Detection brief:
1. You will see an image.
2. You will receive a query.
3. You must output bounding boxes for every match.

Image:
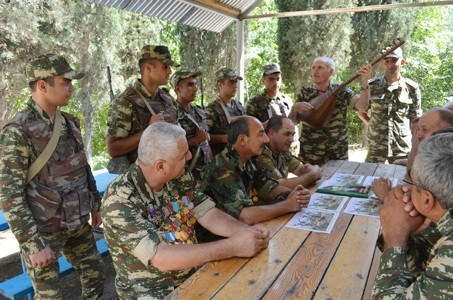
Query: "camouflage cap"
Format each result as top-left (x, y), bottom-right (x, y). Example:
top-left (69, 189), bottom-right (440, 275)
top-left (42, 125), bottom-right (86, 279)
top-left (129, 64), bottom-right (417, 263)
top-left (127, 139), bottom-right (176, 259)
top-left (170, 69), bottom-right (203, 90)
top-left (386, 47), bottom-right (403, 59)
top-left (263, 63), bottom-right (281, 75)
top-left (140, 45), bottom-right (179, 66)
top-left (26, 54), bottom-right (84, 82)
top-left (215, 67), bottom-right (243, 82)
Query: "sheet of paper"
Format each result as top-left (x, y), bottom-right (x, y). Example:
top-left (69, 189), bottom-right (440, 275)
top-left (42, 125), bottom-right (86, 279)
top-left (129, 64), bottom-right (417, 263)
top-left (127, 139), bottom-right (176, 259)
top-left (308, 193), bottom-right (348, 212)
top-left (343, 197), bottom-right (382, 218)
top-left (286, 209), bottom-right (340, 234)
top-left (318, 173), bottom-right (365, 189)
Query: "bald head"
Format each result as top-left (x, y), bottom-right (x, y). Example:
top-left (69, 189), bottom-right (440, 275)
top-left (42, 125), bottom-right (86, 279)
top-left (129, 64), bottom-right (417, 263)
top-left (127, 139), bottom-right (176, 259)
top-left (444, 101), bottom-right (453, 112)
top-left (417, 108), bottom-right (453, 141)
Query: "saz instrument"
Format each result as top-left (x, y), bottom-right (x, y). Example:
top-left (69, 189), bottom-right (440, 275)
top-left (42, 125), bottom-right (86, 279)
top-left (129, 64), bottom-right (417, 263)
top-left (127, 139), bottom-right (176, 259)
top-left (298, 38), bottom-right (405, 129)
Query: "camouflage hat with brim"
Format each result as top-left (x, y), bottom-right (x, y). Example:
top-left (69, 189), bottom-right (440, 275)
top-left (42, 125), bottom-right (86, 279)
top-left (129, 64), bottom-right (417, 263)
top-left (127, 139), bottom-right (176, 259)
top-left (215, 67), bottom-right (243, 82)
top-left (140, 45), bottom-right (179, 66)
top-left (26, 54), bottom-right (84, 82)
top-left (263, 63), bottom-right (281, 75)
top-left (170, 69), bottom-right (203, 90)
top-left (386, 47), bottom-right (403, 59)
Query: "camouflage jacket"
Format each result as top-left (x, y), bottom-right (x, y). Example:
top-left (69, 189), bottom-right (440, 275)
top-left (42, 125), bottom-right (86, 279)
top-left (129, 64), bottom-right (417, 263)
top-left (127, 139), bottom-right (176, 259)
top-left (296, 83), bottom-right (357, 165)
top-left (205, 97), bottom-right (245, 156)
top-left (202, 145), bottom-right (278, 218)
top-left (367, 76), bottom-right (422, 158)
top-left (107, 80), bottom-right (177, 166)
top-left (253, 145), bottom-right (301, 199)
top-left (372, 209), bottom-right (453, 299)
top-left (101, 163), bottom-right (215, 299)
top-left (177, 103), bottom-right (212, 181)
top-left (246, 89), bottom-right (292, 122)
top-left (0, 100), bottom-right (100, 254)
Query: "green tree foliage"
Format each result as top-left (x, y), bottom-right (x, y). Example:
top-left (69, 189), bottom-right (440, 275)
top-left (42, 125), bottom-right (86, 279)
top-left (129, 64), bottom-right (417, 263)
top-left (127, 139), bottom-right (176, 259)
top-left (176, 24), bottom-right (237, 105)
top-left (275, 0), bottom-right (354, 94)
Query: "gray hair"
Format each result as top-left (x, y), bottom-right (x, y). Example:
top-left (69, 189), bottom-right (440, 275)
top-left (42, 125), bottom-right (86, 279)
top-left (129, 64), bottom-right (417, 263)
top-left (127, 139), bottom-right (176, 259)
top-left (412, 132), bottom-right (453, 209)
top-left (313, 56), bottom-right (335, 70)
top-left (137, 122), bottom-right (186, 166)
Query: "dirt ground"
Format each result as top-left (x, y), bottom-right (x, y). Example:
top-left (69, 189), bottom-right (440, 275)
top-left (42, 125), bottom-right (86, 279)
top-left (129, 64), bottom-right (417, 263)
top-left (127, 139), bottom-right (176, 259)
top-left (0, 145), bottom-right (367, 300)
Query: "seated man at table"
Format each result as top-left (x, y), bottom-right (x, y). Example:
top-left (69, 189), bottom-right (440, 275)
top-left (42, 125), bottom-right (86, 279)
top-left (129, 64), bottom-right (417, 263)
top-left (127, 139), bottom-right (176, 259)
top-left (372, 132), bottom-right (453, 299)
top-left (253, 115), bottom-right (322, 200)
top-left (203, 115), bottom-right (310, 226)
top-left (101, 122), bottom-right (270, 299)
top-left (372, 108), bottom-right (453, 200)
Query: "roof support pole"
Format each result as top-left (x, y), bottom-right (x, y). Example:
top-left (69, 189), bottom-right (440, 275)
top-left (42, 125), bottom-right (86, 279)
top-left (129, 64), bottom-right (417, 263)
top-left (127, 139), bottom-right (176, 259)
top-left (236, 19), bottom-right (245, 104)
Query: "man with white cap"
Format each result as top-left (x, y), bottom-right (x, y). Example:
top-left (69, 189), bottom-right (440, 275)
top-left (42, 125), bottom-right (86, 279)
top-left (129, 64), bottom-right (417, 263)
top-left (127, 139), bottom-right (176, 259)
top-left (359, 48), bottom-right (422, 163)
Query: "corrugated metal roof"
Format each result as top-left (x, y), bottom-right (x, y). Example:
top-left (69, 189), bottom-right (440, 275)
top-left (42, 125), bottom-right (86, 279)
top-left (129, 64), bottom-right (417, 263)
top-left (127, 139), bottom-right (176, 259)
top-left (88, 0), bottom-right (262, 32)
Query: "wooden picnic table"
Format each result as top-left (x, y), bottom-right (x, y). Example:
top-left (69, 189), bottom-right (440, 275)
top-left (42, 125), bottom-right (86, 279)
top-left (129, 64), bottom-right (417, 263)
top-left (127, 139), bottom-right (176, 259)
top-left (165, 160), bottom-right (406, 300)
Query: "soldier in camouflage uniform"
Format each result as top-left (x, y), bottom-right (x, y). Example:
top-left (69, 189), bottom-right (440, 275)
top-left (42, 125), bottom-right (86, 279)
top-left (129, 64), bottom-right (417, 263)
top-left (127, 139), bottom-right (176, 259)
top-left (107, 45), bottom-right (179, 174)
top-left (289, 57), bottom-right (372, 165)
top-left (0, 54), bottom-right (104, 299)
top-left (253, 116), bottom-right (322, 199)
top-left (203, 116), bottom-right (310, 226)
top-left (372, 133), bottom-right (453, 299)
top-left (205, 67), bottom-right (245, 156)
top-left (101, 122), bottom-right (269, 299)
top-left (170, 69), bottom-right (212, 182)
top-left (358, 48), bottom-right (422, 163)
top-left (246, 63), bottom-right (293, 124)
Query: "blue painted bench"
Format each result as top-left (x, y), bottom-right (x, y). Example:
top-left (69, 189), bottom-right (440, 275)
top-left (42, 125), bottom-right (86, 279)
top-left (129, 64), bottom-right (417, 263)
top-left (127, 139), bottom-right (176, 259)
top-left (0, 169), bottom-right (118, 231)
top-left (0, 238), bottom-right (110, 300)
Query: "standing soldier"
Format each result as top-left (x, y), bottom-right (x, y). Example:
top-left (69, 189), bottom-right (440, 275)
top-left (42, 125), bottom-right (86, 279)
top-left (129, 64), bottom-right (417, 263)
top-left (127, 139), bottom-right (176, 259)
top-left (246, 63), bottom-right (293, 125)
top-left (358, 48), bottom-right (422, 163)
top-left (289, 57), bottom-right (372, 165)
top-left (0, 54), bottom-right (104, 299)
top-left (107, 45), bottom-right (178, 173)
top-left (205, 67), bottom-right (245, 156)
top-left (170, 69), bottom-right (212, 181)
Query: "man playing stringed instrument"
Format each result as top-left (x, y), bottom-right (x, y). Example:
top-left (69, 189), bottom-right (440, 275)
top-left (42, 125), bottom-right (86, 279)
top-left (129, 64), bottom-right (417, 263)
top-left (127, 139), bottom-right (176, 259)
top-left (359, 48), bottom-right (422, 163)
top-left (289, 57), bottom-right (372, 165)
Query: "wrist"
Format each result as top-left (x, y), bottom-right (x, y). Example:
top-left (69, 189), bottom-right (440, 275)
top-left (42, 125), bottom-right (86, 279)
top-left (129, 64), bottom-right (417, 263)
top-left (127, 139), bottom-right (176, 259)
top-left (361, 84), bottom-right (369, 91)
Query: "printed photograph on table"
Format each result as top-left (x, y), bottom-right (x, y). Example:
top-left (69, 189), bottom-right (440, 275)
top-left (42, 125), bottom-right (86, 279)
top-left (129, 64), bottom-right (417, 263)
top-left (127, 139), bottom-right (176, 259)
top-left (362, 176), bottom-right (399, 199)
top-left (343, 197), bottom-right (382, 218)
top-left (286, 209), bottom-right (339, 234)
top-left (307, 193), bottom-right (348, 212)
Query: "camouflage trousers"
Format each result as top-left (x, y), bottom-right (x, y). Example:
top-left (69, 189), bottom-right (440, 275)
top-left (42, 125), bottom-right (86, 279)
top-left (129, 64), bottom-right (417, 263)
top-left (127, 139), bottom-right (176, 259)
top-left (21, 223), bottom-right (105, 300)
top-left (365, 148), bottom-right (408, 164)
top-left (299, 142), bottom-right (348, 165)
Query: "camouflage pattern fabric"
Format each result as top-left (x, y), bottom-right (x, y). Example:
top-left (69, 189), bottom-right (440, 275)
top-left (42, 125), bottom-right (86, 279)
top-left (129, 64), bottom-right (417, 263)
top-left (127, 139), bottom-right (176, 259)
top-left (202, 145), bottom-right (278, 218)
top-left (253, 145), bottom-right (300, 199)
top-left (26, 53), bottom-right (84, 82)
top-left (177, 103), bottom-right (212, 181)
top-left (372, 209), bottom-right (453, 299)
top-left (246, 90), bottom-right (292, 122)
top-left (297, 83), bottom-right (358, 165)
top-left (366, 76), bottom-right (422, 163)
top-left (101, 163), bottom-right (215, 299)
top-left (0, 100), bottom-right (103, 298)
top-left (205, 97), bottom-right (245, 156)
top-left (215, 67), bottom-right (243, 81)
top-left (21, 224), bottom-right (104, 300)
top-left (140, 45), bottom-right (178, 66)
top-left (107, 80), bottom-right (177, 171)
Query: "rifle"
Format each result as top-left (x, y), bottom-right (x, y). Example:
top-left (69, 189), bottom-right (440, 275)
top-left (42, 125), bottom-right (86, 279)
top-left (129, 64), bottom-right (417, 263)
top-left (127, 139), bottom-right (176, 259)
top-left (107, 66), bottom-right (114, 102)
top-left (298, 38), bottom-right (405, 129)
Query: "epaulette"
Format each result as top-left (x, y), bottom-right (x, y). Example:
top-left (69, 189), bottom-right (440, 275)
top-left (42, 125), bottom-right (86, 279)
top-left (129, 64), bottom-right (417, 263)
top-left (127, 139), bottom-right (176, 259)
top-left (403, 78), bottom-right (419, 89)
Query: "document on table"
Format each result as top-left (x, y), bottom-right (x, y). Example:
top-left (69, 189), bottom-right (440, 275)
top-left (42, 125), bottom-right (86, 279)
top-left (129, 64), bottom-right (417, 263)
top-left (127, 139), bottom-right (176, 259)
top-left (343, 197), bottom-right (382, 218)
top-left (362, 176), bottom-right (399, 199)
top-left (286, 208), bottom-right (340, 234)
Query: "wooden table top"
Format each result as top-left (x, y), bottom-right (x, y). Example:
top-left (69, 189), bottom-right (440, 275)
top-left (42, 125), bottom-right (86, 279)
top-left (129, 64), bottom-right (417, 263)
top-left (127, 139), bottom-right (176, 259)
top-left (165, 160), bottom-right (406, 300)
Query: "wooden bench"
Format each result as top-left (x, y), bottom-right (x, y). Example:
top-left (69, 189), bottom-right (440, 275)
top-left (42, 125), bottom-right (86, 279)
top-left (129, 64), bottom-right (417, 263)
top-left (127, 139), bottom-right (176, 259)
top-left (0, 238), bottom-right (110, 300)
top-left (0, 169), bottom-right (118, 232)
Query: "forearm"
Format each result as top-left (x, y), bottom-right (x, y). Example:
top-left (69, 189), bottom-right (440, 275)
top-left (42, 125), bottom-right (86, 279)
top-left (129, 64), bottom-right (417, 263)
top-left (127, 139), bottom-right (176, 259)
top-left (150, 239), bottom-right (235, 271)
top-left (354, 88), bottom-right (370, 111)
top-left (197, 207), bottom-right (249, 237)
top-left (107, 133), bottom-right (142, 157)
top-left (357, 111), bottom-right (370, 125)
top-left (238, 201), bottom-right (293, 225)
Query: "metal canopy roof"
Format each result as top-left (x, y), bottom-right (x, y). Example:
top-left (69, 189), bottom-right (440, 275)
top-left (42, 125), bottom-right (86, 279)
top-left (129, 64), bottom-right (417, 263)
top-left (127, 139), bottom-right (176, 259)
top-left (87, 0), bottom-right (262, 33)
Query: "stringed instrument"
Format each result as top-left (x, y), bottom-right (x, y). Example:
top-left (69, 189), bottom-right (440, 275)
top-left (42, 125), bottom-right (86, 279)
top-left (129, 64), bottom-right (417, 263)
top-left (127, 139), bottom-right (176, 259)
top-left (297, 38), bottom-right (405, 129)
